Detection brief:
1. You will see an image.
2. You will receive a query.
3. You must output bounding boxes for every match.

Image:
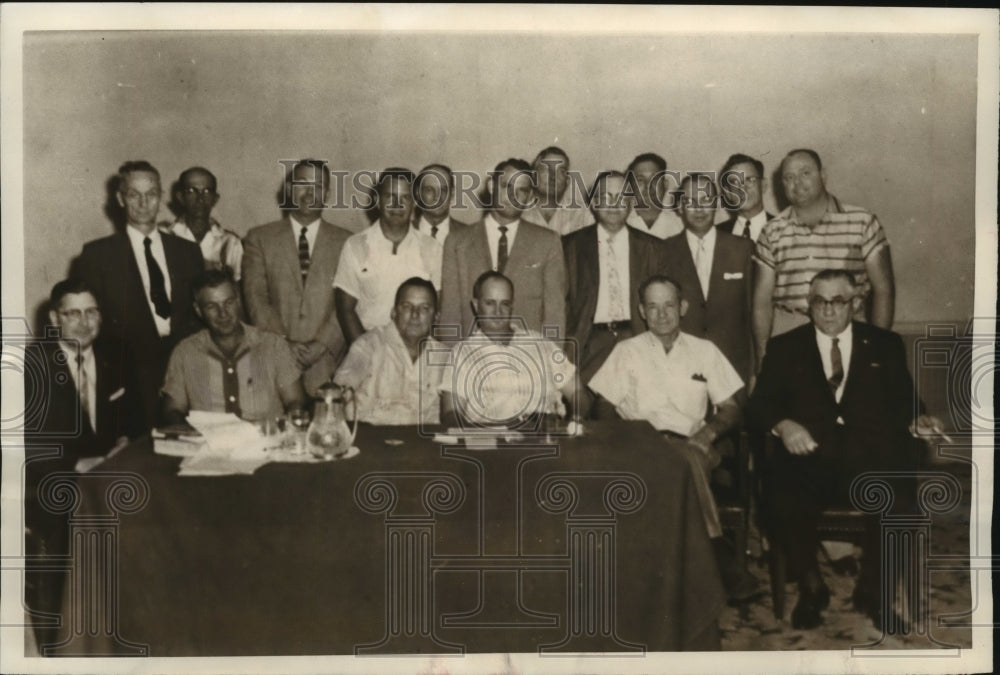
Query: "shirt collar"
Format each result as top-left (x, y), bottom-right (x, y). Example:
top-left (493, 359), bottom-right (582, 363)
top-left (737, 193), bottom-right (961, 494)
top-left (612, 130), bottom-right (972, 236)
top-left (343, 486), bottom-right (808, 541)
top-left (484, 211), bottom-right (519, 233)
top-left (684, 226), bottom-right (716, 249)
top-left (290, 214), bottom-right (321, 231)
top-left (59, 341), bottom-right (94, 365)
top-left (200, 322), bottom-right (256, 361)
top-left (418, 214), bottom-right (450, 232)
top-left (126, 224), bottom-right (162, 245)
top-left (596, 223), bottom-right (628, 242)
top-left (814, 322), bottom-right (853, 347)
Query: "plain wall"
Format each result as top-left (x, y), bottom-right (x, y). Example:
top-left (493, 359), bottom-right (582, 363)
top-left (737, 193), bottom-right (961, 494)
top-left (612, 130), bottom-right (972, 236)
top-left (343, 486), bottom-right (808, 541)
top-left (23, 31), bottom-right (977, 329)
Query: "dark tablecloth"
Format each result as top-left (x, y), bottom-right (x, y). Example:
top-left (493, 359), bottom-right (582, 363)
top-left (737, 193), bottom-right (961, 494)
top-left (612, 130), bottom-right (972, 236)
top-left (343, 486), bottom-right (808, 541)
top-left (52, 421), bottom-right (724, 655)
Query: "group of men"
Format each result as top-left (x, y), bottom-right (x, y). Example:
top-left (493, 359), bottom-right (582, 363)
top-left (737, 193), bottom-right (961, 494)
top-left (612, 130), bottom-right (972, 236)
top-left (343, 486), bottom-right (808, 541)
top-left (25, 145), bottom-right (939, 642)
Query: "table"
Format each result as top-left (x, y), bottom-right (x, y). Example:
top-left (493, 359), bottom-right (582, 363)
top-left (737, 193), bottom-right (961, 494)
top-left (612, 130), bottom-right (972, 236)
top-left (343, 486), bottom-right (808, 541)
top-left (46, 421), bottom-right (724, 655)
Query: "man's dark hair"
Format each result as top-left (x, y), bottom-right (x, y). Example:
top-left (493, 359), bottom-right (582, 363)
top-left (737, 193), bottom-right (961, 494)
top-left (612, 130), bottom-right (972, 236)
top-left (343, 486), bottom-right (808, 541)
top-left (720, 153), bottom-right (764, 179)
top-left (532, 146), bottom-right (570, 166)
top-left (491, 158), bottom-right (533, 182)
top-left (416, 163), bottom-right (454, 188)
top-left (192, 268), bottom-right (237, 300)
top-left (375, 167), bottom-right (416, 195)
top-left (177, 166), bottom-right (218, 194)
top-left (810, 268), bottom-right (857, 289)
top-left (473, 270), bottom-right (514, 300)
top-left (626, 152), bottom-right (667, 173)
top-left (118, 160), bottom-right (160, 187)
top-left (50, 278), bottom-right (97, 310)
top-left (637, 274), bottom-right (683, 304)
top-left (782, 148), bottom-right (823, 171)
top-left (285, 158), bottom-right (331, 191)
top-left (588, 170), bottom-right (628, 206)
top-left (679, 172), bottom-right (719, 198)
top-left (394, 276), bottom-right (438, 309)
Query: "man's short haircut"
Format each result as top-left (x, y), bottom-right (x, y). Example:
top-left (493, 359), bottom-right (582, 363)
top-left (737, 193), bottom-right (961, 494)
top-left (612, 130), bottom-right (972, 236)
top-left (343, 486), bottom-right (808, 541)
top-left (782, 148), bottom-right (823, 171)
top-left (588, 170), bottom-right (627, 204)
top-left (627, 152), bottom-right (667, 173)
top-left (417, 163), bottom-right (454, 188)
top-left (50, 278), bottom-right (97, 309)
top-left (809, 268), bottom-right (857, 290)
top-left (533, 146), bottom-right (570, 166)
top-left (285, 158), bottom-right (332, 190)
top-left (679, 172), bottom-right (719, 198)
top-left (394, 276), bottom-right (438, 309)
top-left (638, 274), bottom-right (683, 305)
top-left (192, 268), bottom-right (237, 300)
top-left (473, 270), bottom-right (514, 300)
top-left (720, 153), bottom-right (765, 179)
top-left (118, 160), bottom-right (160, 188)
top-left (178, 166), bottom-right (218, 193)
top-left (375, 167), bottom-right (416, 195)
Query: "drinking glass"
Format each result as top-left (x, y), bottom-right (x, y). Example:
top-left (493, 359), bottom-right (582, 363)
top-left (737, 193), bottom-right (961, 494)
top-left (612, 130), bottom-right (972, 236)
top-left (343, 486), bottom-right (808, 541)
top-left (288, 408), bottom-right (311, 455)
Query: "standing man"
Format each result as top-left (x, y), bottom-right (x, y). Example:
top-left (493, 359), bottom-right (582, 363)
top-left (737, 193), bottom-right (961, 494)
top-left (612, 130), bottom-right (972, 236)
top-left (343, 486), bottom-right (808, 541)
top-left (716, 153), bottom-right (774, 242)
top-left (242, 159), bottom-right (351, 394)
top-left (334, 168), bottom-right (441, 344)
top-left (440, 158), bottom-right (566, 341)
top-left (752, 149), bottom-right (895, 368)
top-left (413, 163), bottom-right (470, 243)
top-left (74, 160), bottom-right (203, 427)
top-left (624, 152), bottom-right (684, 240)
top-left (160, 166), bottom-right (244, 280)
top-left (748, 270), bottom-right (939, 630)
top-left (523, 146), bottom-right (592, 236)
top-left (662, 174), bottom-right (755, 383)
top-left (563, 170), bottom-right (666, 388)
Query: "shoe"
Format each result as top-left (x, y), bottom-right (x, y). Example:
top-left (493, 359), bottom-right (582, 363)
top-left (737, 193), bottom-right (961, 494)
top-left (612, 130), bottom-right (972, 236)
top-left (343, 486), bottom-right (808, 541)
top-left (830, 555), bottom-right (860, 577)
top-left (791, 584), bottom-right (830, 630)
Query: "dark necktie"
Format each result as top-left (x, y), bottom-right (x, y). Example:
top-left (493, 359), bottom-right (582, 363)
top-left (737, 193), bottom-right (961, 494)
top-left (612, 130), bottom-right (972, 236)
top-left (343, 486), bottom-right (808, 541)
top-left (76, 354), bottom-right (94, 431)
top-left (742, 220), bottom-right (753, 239)
top-left (143, 237), bottom-right (171, 319)
top-left (431, 224), bottom-right (439, 239)
top-left (829, 337), bottom-right (844, 394)
top-left (497, 225), bottom-right (509, 273)
top-left (298, 226), bottom-right (310, 279)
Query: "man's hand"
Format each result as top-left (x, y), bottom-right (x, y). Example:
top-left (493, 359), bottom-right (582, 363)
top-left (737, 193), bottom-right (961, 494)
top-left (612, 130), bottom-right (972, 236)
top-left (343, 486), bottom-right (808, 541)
top-left (292, 340), bottom-right (327, 369)
top-left (910, 414), bottom-right (950, 441)
top-left (774, 419), bottom-right (819, 455)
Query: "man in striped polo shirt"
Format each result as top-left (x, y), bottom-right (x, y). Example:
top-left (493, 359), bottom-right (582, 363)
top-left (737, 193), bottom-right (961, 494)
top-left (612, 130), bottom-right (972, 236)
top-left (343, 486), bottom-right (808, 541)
top-left (751, 149), bottom-right (895, 371)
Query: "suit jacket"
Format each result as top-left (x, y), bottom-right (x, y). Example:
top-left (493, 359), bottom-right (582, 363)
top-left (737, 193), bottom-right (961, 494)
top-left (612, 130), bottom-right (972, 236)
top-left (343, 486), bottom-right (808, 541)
top-left (242, 217), bottom-right (350, 392)
top-left (439, 218), bottom-right (566, 340)
top-left (74, 231), bottom-right (204, 427)
top-left (661, 231), bottom-right (754, 382)
top-left (747, 321), bottom-right (919, 470)
top-left (716, 212), bottom-right (774, 236)
top-left (563, 225), bottom-right (666, 353)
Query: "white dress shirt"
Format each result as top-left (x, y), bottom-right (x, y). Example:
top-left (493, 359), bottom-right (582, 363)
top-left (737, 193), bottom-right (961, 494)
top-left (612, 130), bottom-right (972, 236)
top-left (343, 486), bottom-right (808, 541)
top-left (815, 324), bottom-right (853, 403)
top-left (626, 208), bottom-right (684, 240)
top-left (731, 209), bottom-right (769, 242)
top-left (685, 226), bottom-right (717, 300)
top-left (125, 225), bottom-right (172, 337)
top-left (60, 342), bottom-right (96, 431)
top-left (417, 215), bottom-right (453, 242)
top-left (483, 213), bottom-right (520, 271)
top-left (593, 225), bottom-right (631, 323)
top-left (289, 214), bottom-right (320, 255)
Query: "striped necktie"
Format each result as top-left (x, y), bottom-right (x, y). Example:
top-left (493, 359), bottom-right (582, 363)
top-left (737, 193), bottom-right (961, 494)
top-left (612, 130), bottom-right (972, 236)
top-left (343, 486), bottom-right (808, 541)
top-left (829, 337), bottom-right (844, 394)
top-left (497, 225), bottom-right (509, 273)
top-left (298, 226), bottom-right (310, 279)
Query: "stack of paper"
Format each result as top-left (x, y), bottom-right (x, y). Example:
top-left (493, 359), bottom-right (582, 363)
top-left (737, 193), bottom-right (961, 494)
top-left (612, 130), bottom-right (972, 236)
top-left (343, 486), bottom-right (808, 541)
top-left (174, 411), bottom-right (271, 476)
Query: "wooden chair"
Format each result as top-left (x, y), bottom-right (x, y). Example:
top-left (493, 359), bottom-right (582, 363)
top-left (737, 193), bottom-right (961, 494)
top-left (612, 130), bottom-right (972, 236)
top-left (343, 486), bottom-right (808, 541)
top-left (712, 431), bottom-right (755, 587)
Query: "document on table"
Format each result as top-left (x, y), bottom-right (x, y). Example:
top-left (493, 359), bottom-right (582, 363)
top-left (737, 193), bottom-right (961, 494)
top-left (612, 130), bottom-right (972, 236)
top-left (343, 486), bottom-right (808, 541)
top-left (174, 411), bottom-right (272, 476)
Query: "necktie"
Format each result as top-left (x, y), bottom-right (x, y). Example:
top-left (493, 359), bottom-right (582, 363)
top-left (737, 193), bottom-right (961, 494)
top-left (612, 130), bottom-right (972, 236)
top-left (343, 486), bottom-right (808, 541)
top-left (76, 354), bottom-right (94, 432)
top-left (431, 224), bottom-right (439, 239)
top-left (144, 237), bottom-right (171, 319)
top-left (606, 236), bottom-right (626, 320)
top-left (298, 226), bottom-right (310, 279)
top-left (829, 337), bottom-right (844, 394)
top-left (497, 225), bottom-right (509, 273)
top-left (741, 220), bottom-right (753, 239)
top-left (694, 238), bottom-right (710, 299)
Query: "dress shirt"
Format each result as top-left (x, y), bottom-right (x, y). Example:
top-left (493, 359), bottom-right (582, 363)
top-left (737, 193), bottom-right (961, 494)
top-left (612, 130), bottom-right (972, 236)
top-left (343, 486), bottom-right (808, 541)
top-left (483, 213), bottom-right (520, 271)
top-left (125, 225), bottom-right (172, 337)
top-left (522, 191), bottom-right (594, 236)
top-left (333, 221), bottom-right (442, 331)
top-left (626, 208), bottom-right (684, 240)
top-left (289, 215), bottom-right (320, 256)
top-left (685, 226), bottom-right (717, 300)
top-left (731, 210), bottom-right (769, 242)
top-left (417, 215), bottom-right (453, 242)
top-left (162, 218), bottom-right (244, 281)
top-left (59, 342), bottom-right (96, 431)
top-left (815, 324), bottom-right (853, 403)
top-left (593, 224), bottom-right (632, 323)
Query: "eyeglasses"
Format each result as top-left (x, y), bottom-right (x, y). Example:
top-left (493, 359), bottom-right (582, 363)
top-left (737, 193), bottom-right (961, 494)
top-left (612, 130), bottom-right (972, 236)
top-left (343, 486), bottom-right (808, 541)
top-left (183, 187), bottom-right (215, 198)
top-left (58, 308), bottom-right (101, 322)
top-left (808, 296), bottom-right (852, 310)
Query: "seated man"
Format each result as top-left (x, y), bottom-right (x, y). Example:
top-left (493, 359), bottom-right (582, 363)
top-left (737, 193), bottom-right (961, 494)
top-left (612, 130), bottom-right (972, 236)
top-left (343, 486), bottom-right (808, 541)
top-left (588, 275), bottom-right (758, 602)
top-left (440, 271), bottom-right (586, 429)
top-left (748, 269), bottom-right (941, 630)
top-left (333, 277), bottom-right (445, 425)
top-left (162, 269), bottom-right (305, 425)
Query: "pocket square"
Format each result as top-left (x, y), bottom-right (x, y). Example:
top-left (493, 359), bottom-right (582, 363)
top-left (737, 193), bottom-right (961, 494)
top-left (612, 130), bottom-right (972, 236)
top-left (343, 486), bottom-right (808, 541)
top-left (526, 262), bottom-right (541, 268)
top-left (109, 387), bottom-right (125, 402)
top-left (723, 272), bottom-right (744, 280)
top-left (870, 362), bottom-right (882, 368)
top-left (691, 373), bottom-right (707, 382)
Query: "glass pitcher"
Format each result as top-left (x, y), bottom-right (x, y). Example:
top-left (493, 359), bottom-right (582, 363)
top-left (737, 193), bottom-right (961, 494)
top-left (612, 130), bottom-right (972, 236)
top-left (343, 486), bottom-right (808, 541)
top-left (306, 383), bottom-right (359, 459)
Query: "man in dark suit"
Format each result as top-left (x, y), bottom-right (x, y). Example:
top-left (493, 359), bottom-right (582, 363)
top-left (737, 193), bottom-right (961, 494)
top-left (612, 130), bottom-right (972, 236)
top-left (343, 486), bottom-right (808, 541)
top-left (716, 153), bottom-right (774, 242)
top-left (748, 269), bottom-right (942, 630)
top-left (74, 160), bottom-right (203, 428)
top-left (439, 158), bottom-right (566, 341)
top-left (242, 159), bottom-right (351, 394)
top-left (24, 278), bottom-right (146, 648)
top-left (413, 163), bottom-right (471, 242)
top-left (564, 170), bottom-right (666, 388)
top-left (662, 174), bottom-right (754, 383)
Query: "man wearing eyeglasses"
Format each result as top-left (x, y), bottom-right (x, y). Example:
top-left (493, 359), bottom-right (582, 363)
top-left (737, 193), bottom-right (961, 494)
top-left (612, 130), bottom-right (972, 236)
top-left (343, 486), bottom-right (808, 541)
top-left (751, 149), bottom-right (895, 370)
top-left (748, 269), bottom-right (941, 631)
top-left (73, 160), bottom-right (205, 428)
top-left (160, 166), bottom-right (244, 281)
top-left (716, 153), bottom-right (774, 242)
